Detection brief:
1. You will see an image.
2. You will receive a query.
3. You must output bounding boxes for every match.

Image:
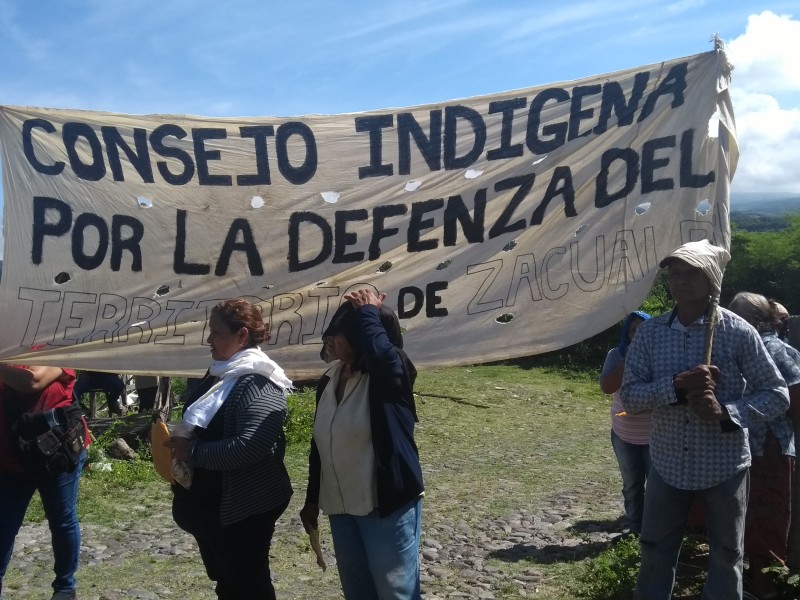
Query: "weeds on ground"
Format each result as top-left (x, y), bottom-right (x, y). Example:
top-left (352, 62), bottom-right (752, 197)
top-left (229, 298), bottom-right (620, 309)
top-left (762, 564), bottom-right (800, 599)
top-left (574, 534), bottom-right (640, 599)
top-left (285, 387), bottom-right (315, 446)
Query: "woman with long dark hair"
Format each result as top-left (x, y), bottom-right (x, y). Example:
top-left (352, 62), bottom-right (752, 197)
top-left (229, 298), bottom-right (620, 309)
top-left (300, 288), bottom-right (424, 600)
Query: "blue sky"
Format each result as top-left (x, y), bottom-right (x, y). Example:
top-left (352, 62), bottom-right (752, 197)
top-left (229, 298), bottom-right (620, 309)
top-left (1, 0), bottom-right (799, 256)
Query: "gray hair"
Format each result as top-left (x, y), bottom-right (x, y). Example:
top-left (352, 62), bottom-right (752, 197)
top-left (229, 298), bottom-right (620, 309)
top-left (728, 292), bottom-right (775, 333)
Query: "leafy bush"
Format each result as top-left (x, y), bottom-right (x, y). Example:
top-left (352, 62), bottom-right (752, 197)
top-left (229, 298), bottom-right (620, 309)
top-left (640, 271), bottom-right (672, 316)
top-left (91, 418), bottom-right (125, 448)
top-left (574, 535), bottom-right (640, 599)
top-left (170, 377), bottom-right (188, 399)
top-left (285, 387), bottom-right (316, 446)
top-left (724, 216), bottom-right (800, 313)
top-left (762, 564), bottom-right (800, 599)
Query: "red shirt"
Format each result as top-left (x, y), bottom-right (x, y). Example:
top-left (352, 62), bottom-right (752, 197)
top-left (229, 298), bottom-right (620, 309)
top-left (0, 367), bottom-right (84, 474)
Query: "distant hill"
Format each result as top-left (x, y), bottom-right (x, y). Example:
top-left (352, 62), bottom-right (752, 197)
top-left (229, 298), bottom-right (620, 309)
top-left (728, 194), bottom-right (800, 232)
top-left (730, 193), bottom-right (800, 216)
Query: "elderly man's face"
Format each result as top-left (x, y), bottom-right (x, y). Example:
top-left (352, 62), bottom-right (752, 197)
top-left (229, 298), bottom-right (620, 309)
top-left (667, 261), bottom-right (712, 306)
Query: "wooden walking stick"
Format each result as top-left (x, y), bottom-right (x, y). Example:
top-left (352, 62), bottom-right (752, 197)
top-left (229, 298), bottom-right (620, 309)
top-left (704, 295), bottom-right (720, 365)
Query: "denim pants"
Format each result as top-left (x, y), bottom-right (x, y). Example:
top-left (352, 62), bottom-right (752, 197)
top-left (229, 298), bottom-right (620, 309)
top-left (635, 465), bottom-right (748, 600)
top-left (610, 430), bottom-right (650, 534)
top-left (328, 497), bottom-right (422, 600)
top-left (0, 450), bottom-right (86, 595)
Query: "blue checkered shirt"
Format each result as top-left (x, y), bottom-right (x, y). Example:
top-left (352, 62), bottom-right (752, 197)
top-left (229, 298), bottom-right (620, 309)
top-left (747, 332), bottom-right (800, 457)
top-left (621, 307), bottom-right (789, 490)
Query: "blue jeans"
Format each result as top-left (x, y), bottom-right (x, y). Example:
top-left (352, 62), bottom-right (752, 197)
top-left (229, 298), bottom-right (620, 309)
top-left (328, 497), bottom-right (422, 600)
top-left (610, 430), bottom-right (650, 534)
top-left (0, 450), bottom-right (86, 595)
top-left (635, 465), bottom-right (748, 600)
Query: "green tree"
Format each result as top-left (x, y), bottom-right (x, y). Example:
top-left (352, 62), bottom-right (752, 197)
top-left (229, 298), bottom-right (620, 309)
top-left (723, 216), bottom-right (800, 313)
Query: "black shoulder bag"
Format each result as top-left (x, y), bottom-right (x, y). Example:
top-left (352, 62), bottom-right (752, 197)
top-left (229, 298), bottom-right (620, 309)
top-left (4, 387), bottom-right (86, 477)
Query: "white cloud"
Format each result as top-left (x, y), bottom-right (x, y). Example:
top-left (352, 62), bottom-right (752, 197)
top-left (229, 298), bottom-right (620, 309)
top-left (727, 11), bottom-right (800, 93)
top-left (731, 92), bottom-right (800, 193)
top-left (726, 11), bottom-right (800, 194)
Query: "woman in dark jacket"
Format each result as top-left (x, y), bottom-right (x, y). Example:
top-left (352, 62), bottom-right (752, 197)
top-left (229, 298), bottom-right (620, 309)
top-left (300, 288), bottom-right (423, 600)
top-left (167, 298), bottom-right (293, 600)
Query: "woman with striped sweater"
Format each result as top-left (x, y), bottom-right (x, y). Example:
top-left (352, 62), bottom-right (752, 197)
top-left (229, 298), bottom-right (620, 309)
top-left (167, 298), bottom-right (293, 600)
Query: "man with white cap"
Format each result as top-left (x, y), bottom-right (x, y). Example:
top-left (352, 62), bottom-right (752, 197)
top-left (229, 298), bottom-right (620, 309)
top-left (622, 239), bottom-right (790, 600)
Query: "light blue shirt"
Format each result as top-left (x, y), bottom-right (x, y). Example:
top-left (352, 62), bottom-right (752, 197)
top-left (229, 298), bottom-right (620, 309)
top-left (747, 332), bottom-right (800, 457)
top-left (622, 307), bottom-right (789, 490)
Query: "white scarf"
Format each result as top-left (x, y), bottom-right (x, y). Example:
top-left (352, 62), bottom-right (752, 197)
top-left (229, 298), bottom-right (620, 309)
top-left (183, 347), bottom-right (293, 429)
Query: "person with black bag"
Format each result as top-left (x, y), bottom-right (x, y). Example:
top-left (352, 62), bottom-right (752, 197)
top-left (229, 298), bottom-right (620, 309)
top-left (0, 364), bottom-right (89, 600)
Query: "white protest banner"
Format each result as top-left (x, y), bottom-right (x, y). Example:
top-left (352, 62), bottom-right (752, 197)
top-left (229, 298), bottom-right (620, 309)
top-left (0, 48), bottom-right (737, 379)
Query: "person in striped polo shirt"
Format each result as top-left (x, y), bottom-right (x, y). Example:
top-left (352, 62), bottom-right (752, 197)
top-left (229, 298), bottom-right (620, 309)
top-left (600, 310), bottom-right (651, 536)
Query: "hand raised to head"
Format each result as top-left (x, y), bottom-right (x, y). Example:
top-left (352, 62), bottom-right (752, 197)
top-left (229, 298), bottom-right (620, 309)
top-left (344, 288), bottom-right (386, 309)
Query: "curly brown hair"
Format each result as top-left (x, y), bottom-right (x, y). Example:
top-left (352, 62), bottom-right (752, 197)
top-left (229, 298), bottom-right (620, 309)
top-left (211, 298), bottom-right (270, 346)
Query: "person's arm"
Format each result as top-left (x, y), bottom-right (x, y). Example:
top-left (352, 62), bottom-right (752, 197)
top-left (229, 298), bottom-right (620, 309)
top-left (767, 341), bottom-right (800, 427)
top-left (723, 329), bottom-right (790, 429)
top-left (300, 376), bottom-right (328, 534)
top-left (300, 435), bottom-right (322, 534)
top-left (188, 376), bottom-right (287, 471)
top-left (0, 365), bottom-right (64, 393)
top-left (599, 349), bottom-right (624, 394)
top-left (621, 327), bottom-right (683, 412)
top-left (345, 290), bottom-right (402, 366)
top-left (344, 289), bottom-right (412, 397)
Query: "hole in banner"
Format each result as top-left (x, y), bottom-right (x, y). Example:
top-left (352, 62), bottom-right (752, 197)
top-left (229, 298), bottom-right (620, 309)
top-left (155, 285), bottom-right (170, 296)
top-left (54, 272), bottom-right (71, 284)
top-left (436, 259), bottom-right (452, 270)
top-left (635, 202), bottom-right (651, 215)
top-left (376, 261), bottom-right (393, 273)
top-left (321, 191), bottom-right (340, 204)
top-left (496, 313), bottom-right (514, 324)
top-left (502, 240), bottom-right (518, 252)
top-left (696, 199), bottom-right (711, 215)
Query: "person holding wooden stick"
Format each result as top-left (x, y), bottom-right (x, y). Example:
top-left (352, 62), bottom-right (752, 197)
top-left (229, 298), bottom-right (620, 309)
top-left (622, 239), bottom-right (789, 600)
